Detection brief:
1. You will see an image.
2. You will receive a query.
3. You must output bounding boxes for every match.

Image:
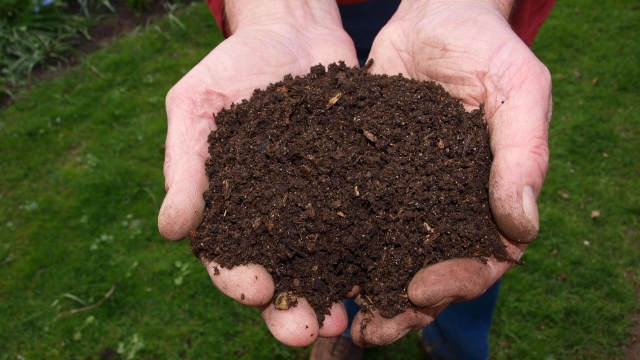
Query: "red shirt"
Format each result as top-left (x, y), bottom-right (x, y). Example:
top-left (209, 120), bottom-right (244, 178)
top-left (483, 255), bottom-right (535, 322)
top-left (206, 0), bottom-right (555, 47)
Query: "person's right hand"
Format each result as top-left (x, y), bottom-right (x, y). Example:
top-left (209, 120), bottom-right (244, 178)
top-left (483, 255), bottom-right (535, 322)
top-left (158, 0), bottom-right (358, 347)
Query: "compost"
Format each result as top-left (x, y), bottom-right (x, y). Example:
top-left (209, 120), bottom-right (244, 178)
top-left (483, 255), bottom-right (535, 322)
top-left (190, 61), bottom-right (509, 324)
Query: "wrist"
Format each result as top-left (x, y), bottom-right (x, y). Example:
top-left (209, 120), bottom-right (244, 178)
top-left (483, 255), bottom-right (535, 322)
top-left (224, 0), bottom-right (345, 35)
top-left (397, 0), bottom-right (515, 22)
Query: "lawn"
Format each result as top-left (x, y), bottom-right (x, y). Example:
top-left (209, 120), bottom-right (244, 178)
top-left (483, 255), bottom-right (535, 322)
top-left (0, 1), bottom-right (638, 359)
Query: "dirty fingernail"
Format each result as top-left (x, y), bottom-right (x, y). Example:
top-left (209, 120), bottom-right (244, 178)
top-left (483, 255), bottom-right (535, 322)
top-left (424, 296), bottom-right (453, 309)
top-left (522, 186), bottom-right (539, 233)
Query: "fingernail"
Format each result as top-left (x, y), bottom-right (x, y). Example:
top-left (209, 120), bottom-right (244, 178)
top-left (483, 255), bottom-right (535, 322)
top-left (425, 296), bottom-right (453, 309)
top-left (522, 186), bottom-right (539, 232)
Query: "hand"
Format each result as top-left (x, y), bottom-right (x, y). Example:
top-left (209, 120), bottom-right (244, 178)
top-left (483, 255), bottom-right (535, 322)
top-left (349, 0), bottom-right (552, 346)
top-left (158, 0), bottom-right (359, 347)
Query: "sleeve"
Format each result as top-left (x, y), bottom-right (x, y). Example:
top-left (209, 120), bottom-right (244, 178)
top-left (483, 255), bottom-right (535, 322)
top-left (509, 0), bottom-right (556, 46)
top-left (206, 0), bottom-right (556, 46)
top-left (206, 0), bottom-right (231, 38)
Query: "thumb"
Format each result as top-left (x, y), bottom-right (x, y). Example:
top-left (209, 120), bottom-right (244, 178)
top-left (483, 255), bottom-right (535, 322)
top-left (486, 55), bottom-right (551, 244)
top-left (158, 154), bottom-right (209, 241)
top-left (158, 86), bottom-right (217, 241)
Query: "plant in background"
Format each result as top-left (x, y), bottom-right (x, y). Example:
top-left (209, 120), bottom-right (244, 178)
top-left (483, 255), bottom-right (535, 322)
top-left (76, 0), bottom-right (117, 19)
top-left (163, 0), bottom-right (185, 29)
top-left (33, 0), bottom-right (55, 13)
top-left (0, 0), bottom-right (90, 97)
top-left (0, 0), bottom-right (191, 99)
top-left (126, 0), bottom-right (151, 15)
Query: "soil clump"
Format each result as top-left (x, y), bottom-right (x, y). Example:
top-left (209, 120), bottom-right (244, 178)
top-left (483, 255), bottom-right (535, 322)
top-left (190, 61), bottom-right (510, 324)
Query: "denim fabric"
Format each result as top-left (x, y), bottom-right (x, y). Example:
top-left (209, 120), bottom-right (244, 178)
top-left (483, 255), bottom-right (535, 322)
top-left (341, 298), bottom-right (362, 338)
top-left (419, 280), bottom-right (501, 360)
top-left (341, 280), bottom-right (501, 360)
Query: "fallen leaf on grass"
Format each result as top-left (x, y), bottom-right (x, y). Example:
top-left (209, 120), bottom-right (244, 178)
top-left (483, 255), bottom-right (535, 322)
top-left (623, 271), bottom-right (636, 280)
top-left (591, 210), bottom-right (601, 219)
top-left (592, 77), bottom-right (600, 85)
top-left (557, 273), bottom-right (568, 281)
top-left (558, 191), bottom-right (569, 199)
top-left (580, 197), bottom-right (594, 209)
top-left (573, 68), bottom-right (582, 79)
top-left (603, 152), bottom-right (609, 157)
top-left (550, 249), bottom-right (558, 256)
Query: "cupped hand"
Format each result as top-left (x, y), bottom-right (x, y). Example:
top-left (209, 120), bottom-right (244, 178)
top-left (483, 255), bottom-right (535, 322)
top-left (350, 0), bottom-right (551, 346)
top-left (158, 0), bottom-right (358, 347)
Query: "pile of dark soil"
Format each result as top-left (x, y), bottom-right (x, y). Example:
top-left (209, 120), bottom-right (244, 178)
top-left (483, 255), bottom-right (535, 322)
top-left (190, 61), bottom-right (510, 324)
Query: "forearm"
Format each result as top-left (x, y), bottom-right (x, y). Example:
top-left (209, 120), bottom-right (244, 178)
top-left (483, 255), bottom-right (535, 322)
top-left (224, 0), bottom-right (345, 34)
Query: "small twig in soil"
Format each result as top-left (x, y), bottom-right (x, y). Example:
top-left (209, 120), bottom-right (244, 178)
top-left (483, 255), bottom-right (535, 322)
top-left (425, 232), bottom-right (442, 243)
top-left (350, 155), bottom-right (362, 167)
top-left (463, 135), bottom-right (473, 155)
top-left (422, 254), bottom-right (436, 268)
top-left (278, 237), bottom-right (310, 260)
top-left (363, 130), bottom-right (377, 143)
top-left (53, 284), bottom-right (116, 321)
top-left (269, 257), bottom-right (281, 277)
top-left (365, 295), bottom-right (374, 305)
top-left (325, 92), bottom-right (343, 110)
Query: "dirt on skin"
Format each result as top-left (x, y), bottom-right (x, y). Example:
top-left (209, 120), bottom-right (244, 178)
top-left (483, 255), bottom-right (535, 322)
top-left (189, 61), bottom-right (511, 325)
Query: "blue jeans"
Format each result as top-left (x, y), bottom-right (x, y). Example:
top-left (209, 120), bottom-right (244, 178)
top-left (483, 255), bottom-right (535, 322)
top-left (341, 280), bottom-right (501, 360)
top-left (338, 2), bottom-right (500, 358)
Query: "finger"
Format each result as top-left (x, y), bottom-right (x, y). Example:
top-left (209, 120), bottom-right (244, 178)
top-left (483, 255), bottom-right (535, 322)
top-left (349, 306), bottom-right (444, 347)
top-left (486, 48), bottom-right (552, 244)
top-left (158, 154), bottom-right (209, 241)
top-left (345, 285), bottom-right (360, 298)
top-left (317, 301), bottom-right (349, 338)
top-left (408, 241), bottom-right (526, 308)
top-left (205, 261), bottom-right (274, 306)
top-left (260, 297), bottom-right (320, 347)
top-left (158, 83), bottom-right (219, 241)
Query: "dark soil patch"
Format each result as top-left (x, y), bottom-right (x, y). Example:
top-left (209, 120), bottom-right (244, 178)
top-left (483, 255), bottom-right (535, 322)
top-left (33, 1), bottom-right (170, 75)
top-left (74, 0), bottom-right (191, 54)
top-left (190, 61), bottom-right (510, 324)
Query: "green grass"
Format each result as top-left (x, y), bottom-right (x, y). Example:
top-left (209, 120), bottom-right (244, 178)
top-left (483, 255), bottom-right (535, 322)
top-left (491, 0), bottom-right (640, 358)
top-left (0, 0), bottom-right (638, 359)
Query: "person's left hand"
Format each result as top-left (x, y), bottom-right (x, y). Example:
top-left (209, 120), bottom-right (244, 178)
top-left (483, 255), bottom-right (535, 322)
top-left (348, 0), bottom-right (552, 346)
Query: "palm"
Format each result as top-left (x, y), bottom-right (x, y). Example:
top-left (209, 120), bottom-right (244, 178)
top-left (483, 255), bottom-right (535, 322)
top-left (161, 25), bottom-right (357, 239)
top-left (372, 4), bottom-right (536, 111)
